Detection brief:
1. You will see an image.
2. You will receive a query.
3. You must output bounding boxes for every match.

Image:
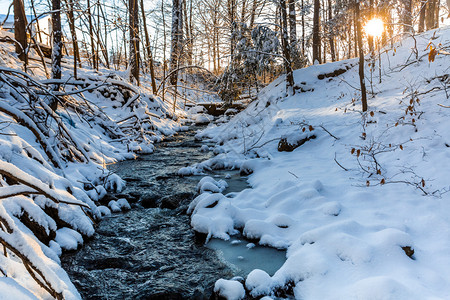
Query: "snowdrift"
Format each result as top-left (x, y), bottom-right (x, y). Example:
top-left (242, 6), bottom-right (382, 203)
top-left (191, 26), bottom-right (450, 299)
top-left (0, 36), bottom-right (183, 299)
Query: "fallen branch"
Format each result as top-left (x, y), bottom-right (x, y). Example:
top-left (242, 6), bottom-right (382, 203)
top-left (319, 125), bottom-right (340, 140)
top-left (0, 160), bottom-right (89, 208)
top-left (334, 153), bottom-right (349, 171)
top-left (0, 102), bottom-right (63, 170)
top-left (438, 104), bottom-right (450, 108)
top-left (0, 236), bottom-right (63, 299)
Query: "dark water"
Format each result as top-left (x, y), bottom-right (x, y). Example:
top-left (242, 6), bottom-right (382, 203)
top-left (61, 128), bottom-right (285, 299)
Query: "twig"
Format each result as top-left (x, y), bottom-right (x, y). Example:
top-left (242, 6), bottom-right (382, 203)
top-left (334, 153), bottom-right (349, 171)
top-left (288, 171), bottom-right (299, 178)
top-left (319, 125), bottom-right (340, 140)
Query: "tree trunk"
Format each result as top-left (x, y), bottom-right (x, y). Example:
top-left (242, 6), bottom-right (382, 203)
top-left (289, 0), bottom-right (302, 69)
top-left (129, 0), bottom-right (140, 85)
top-left (51, 0), bottom-right (62, 84)
top-left (418, 0), bottom-right (426, 33)
top-left (240, 0), bottom-right (247, 23)
top-left (169, 0), bottom-right (183, 86)
top-left (249, 0), bottom-right (258, 29)
top-left (426, 0), bottom-right (438, 30)
top-left (434, 0), bottom-right (440, 28)
top-left (66, 0), bottom-right (81, 78)
top-left (301, 0), bottom-right (305, 55)
top-left (322, 0), bottom-right (326, 63)
top-left (30, 0), bottom-right (42, 44)
top-left (140, 0), bottom-right (157, 93)
top-left (98, 3), bottom-right (110, 68)
top-left (280, 0), bottom-right (295, 94)
top-left (13, 0), bottom-right (28, 63)
top-left (312, 0), bottom-right (321, 64)
top-left (87, 0), bottom-right (97, 69)
top-left (228, 0), bottom-right (237, 57)
top-left (355, 0), bottom-right (367, 112)
top-left (402, 0), bottom-right (412, 33)
top-left (49, 0), bottom-right (62, 111)
top-left (327, 0), bottom-right (336, 61)
top-left (365, 0), bottom-right (373, 51)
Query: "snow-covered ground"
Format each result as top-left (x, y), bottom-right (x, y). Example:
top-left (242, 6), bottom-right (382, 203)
top-left (190, 26), bottom-right (450, 299)
top-left (0, 34), bottom-right (184, 299)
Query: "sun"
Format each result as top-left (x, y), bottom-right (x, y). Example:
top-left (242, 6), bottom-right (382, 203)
top-left (364, 18), bottom-right (384, 38)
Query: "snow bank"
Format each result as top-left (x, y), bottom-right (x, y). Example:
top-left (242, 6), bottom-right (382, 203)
top-left (190, 27), bottom-right (450, 299)
top-left (0, 36), bottom-right (184, 299)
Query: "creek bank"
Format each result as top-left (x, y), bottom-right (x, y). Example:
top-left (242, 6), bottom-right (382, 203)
top-left (61, 126), bottom-right (286, 299)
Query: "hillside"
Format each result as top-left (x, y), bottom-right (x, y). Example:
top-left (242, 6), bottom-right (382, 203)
top-left (0, 35), bottom-right (185, 299)
top-left (189, 26), bottom-right (450, 299)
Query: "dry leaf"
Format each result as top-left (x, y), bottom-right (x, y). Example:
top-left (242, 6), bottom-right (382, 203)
top-left (429, 46), bottom-right (437, 62)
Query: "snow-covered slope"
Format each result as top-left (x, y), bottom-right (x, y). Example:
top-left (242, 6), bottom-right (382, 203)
top-left (0, 36), bottom-right (183, 299)
top-left (190, 27), bottom-right (450, 299)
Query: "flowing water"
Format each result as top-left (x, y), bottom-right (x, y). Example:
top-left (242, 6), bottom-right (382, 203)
top-left (61, 127), bottom-right (286, 299)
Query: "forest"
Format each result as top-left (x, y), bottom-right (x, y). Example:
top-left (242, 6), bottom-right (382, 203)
top-left (0, 0), bottom-right (449, 299)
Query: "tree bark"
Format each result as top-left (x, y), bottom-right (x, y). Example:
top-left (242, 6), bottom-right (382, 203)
top-left (87, 0), bottom-right (97, 69)
top-left (402, 0), bottom-right (412, 33)
top-left (301, 0), bottom-right (305, 55)
top-left (426, 0), bottom-right (438, 30)
top-left (228, 0), bottom-right (237, 57)
top-left (140, 0), bottom-right (157, 92)
top-left (418, 0), bottom-right (426, 33)
top-left (327, 0), bottom-right (336, 61)
top-left (289, 0), bottom-right (303, 68)
top-left (355, 0), bottom-right (367, 112)
top-left (66, 0), bottom-right (81, 78)
top-left (129, 0), bottom-right (140, 85)
top-left (312, 0), bottom-right (321, 64)
top-left (169, 0), bottom-right (183, 86)
top-left (249, 0), bottom-right (258, 29)
top-left (13, 0), bottom-right (28, 63)
top-left (367, 0), bottom-right (374, 51)
top-left (51, 0), bottom-right (62, 86)
top-left (280, 0), bottom-right (295, 94)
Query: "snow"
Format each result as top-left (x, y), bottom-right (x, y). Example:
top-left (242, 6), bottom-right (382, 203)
top-left (0, 34), bottom-right (185, 299)
top-left (55, 228), bottom-right (83, 251)
top-left (189, 26), bottom-right (450, 299)
top-left (108, 200), bottom-right (122, 212)
top-left (0, 277), bottom-right (39, 300)
top-left (197, 176), bottom-right (228, 193)
top-left (214, 279), bottom-right (245, 300)
top-left (117, 198), bottom-right (131, 210)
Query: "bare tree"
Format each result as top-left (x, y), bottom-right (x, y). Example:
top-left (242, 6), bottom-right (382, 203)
top-left (140, 0), bottom-right (157, 92)
top-left (280, 0), bottom-right (295, 93)
top-left (129, 0), bottom-right (140, 85)
top-left (66, 0), bottom-right (81, 78)
top-left (355, 0), bottom-right (367, 112)
top-left (13, 0), bottom-right (27, 63)
top-left (312, 0), bottom-right (321, 64)
top-left (169, 0), bottom-right (183, 86)
top-left (51, 0), bottom-right (62, 86)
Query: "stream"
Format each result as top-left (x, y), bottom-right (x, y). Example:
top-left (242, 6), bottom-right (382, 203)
top-left (61, 127), bottom-right (286, 299)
